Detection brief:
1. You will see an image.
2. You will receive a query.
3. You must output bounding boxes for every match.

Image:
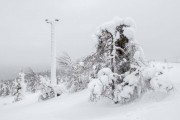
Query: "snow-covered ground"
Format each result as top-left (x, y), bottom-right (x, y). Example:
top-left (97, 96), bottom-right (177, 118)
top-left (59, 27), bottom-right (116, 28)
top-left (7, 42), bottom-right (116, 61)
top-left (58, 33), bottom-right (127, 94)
top-left (0, 62), bottom-right (180, 120)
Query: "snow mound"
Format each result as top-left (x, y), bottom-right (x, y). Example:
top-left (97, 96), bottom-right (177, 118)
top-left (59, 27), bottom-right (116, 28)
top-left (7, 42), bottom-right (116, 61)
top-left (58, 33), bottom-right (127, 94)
top-left (98, 68), bottom-right (112, 78)
top-left (94, 17), bottom-right (136, 40)
top-left (150, 73), bottom-right (173, 92)
top-left (123, 27), bottom-right (135, 40)
top-left (124, 72), bottom-right (139, 86)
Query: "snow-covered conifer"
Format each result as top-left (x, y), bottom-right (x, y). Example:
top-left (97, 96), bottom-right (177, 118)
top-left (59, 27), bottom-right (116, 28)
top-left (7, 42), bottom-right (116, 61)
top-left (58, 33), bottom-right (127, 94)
top-left (13, 72), bottom-right (26, 102)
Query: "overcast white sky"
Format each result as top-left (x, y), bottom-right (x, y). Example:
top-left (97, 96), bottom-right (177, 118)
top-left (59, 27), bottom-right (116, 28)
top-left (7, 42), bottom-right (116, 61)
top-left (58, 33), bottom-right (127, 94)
top-left (0, 0), bottom-right (180, 79)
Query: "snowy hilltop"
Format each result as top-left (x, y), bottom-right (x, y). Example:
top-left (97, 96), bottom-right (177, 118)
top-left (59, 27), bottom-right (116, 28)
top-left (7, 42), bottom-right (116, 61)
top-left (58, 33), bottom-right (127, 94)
top-left (0, 17), bottom-right (178, 120)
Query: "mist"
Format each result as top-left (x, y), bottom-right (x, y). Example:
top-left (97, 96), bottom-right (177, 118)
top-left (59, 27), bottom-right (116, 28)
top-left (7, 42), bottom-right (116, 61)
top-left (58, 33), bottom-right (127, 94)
top-left (0, 0), bottom-right (180, 79)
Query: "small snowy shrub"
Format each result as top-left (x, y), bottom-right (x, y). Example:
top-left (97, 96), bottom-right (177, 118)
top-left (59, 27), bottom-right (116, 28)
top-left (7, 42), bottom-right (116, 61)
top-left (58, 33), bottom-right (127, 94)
top-left (88, 68), bottom-right (115, 102)
top-left (38, 75), bottom-right (64, 101)
top-left (58, 53), bottom-right (91, 93)
top-left (142, 68), bottom-right (173, 92)
top-left (24, 68), bottom-right (41, 93)
top-left (13, 72), bottom-right (26, 102)
top-left (38, 76), bottom-right (55, 101)
top-left (0, 79), bottom-right (15, 97)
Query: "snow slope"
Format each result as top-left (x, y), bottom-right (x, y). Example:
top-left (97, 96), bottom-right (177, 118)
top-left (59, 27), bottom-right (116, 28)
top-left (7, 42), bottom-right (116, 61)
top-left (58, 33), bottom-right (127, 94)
top-left (0, 62), bottom-right (180, 120)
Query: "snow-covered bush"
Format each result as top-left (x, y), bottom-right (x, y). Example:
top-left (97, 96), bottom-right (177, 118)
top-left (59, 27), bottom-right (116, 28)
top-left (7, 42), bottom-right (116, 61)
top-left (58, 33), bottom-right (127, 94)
top-left (24, 68), bottom-right (41, 93)
top-left (88, 17), bottom-right (173, 104)
top-left (141, 67), bottom-right (173, 92)
top-left (38, 75), bottom-right (63, 101)
top-left (88, 67), bottom-right (141, 103)
top-left (13, 72), bottom-right (26, 102)
top-left (0, 80), bottom-right (13, 96)
top-left (38, 76), bottom-right (55, 101)
top-left (57, 53), bottom-right (90, 93)
top-left (88, 68), bottom-right (117, 102)
top-left (89, 66), bottom-right (173, 103)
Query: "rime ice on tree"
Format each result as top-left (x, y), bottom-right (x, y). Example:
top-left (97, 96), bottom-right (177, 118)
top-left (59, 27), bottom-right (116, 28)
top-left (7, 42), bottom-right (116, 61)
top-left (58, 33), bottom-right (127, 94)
top-left (13, 72), bottom-right (26, 102)
top-left (88, 17), bottom-right (173, 104)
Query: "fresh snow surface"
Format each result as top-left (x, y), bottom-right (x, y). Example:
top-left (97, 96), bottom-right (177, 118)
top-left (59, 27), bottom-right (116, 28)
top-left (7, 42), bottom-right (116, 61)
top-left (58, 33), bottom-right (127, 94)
top-left (0, 62), bottom-right (180, 120)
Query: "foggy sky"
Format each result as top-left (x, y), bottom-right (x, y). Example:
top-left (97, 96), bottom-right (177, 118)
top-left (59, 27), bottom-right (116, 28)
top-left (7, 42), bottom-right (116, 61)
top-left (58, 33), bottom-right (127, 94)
top-left (0, 0), bottom-right (180, 79)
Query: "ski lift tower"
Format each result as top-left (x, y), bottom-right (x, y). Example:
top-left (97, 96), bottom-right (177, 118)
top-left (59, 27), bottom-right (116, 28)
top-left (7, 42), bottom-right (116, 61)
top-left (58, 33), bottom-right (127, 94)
top-left (45, 19), bottom-right (59, 86)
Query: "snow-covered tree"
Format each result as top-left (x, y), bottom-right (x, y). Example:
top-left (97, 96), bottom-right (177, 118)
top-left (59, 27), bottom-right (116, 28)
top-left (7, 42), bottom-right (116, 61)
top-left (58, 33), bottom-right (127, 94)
top-left (13, 72), bottom-right (26, 102)
top-left (57, 53), bottom-right (90, 92)
top-left (25, 68), bottom-right (41, 93)
top-left (93, 17), bottom-right (140, 74)
top-left (88, 17), bottom-right (173, 104)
